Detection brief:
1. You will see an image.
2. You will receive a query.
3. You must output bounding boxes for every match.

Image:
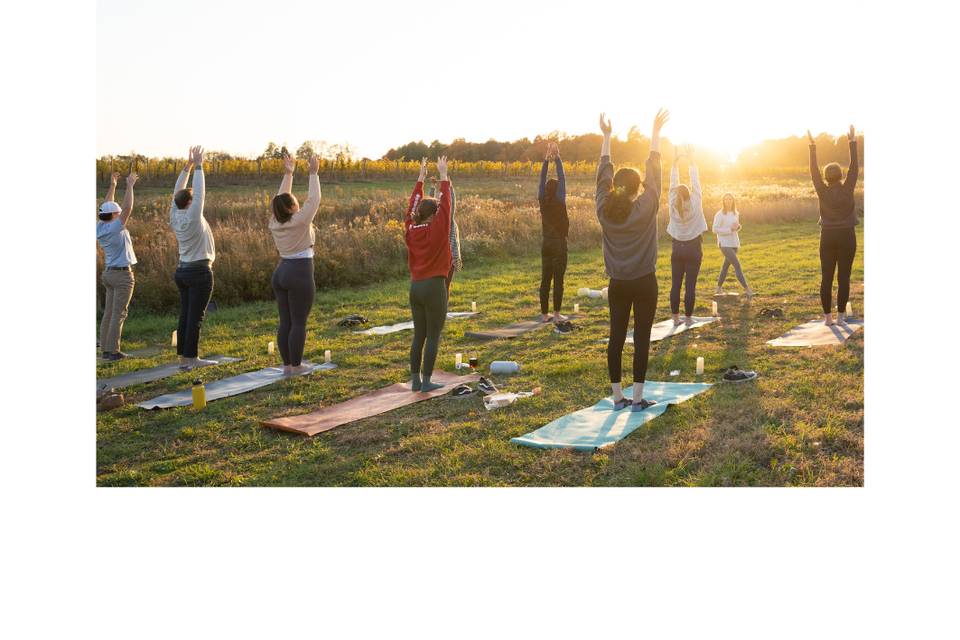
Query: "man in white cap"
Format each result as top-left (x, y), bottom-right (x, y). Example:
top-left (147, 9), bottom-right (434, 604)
top-left (97, 169), bottom-right (139, 360)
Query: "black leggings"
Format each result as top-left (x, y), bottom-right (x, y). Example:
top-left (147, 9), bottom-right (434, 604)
top-left (539, 238), bottom-right (568, 315)
top-left (607, 273), bottom-right (658, 384)
top-left (670, 236), bottom-right (703, 316)
top-left (174, 263), bottom-right (214, 359)
top-left (410, 276), bottom-right (448, 379)
top-left (819, 227), bottom-right (857, 314)
top-left (272, 258), bottom-right (316, 366)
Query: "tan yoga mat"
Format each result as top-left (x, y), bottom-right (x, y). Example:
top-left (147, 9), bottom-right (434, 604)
top-left (261, 370), bottom-right (480, 436)
top-left (466, 315), bottom-right (579, 340)
top-left (766, 318), bottom-right (863, 347)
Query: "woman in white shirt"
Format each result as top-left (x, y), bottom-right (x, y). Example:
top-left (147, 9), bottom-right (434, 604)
top-left (269, 153), bottom-right (322, 375)
top-left (667, 146), bottom-right (708, 326)
top-left (712, 193), bottom-right (753, 297)
top-left (169, 146), bottom-right (217, 370)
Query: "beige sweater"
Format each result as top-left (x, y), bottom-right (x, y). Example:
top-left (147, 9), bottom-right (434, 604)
top-left (269, 173), bottom-right (321, 258)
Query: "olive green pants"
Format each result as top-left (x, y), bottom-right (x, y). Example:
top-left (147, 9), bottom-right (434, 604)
top-left (409, 276), bottom-right (448, 378)
top-left (100, 268), bottom-right (135, 353)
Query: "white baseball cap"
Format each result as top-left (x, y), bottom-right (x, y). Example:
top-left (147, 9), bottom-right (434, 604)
top-left (99, 201), bottom-right (121, 215)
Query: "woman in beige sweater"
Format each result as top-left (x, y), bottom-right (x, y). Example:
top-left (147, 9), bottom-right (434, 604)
top-left (269, 153), bottom-right (321, 374)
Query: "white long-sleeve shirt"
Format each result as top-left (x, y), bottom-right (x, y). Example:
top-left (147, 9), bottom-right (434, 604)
top-left (667, 164), bottom-right (707, 241)
top-left (169, 167), bottom-right (216, 263)
top-left (269, 173), bottom-right (321, 258)
top-left (712, 209), bottom-right (741, 248)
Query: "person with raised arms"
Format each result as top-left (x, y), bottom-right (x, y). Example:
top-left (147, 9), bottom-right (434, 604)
top-left (97, 168), bottom-right (139, 361)
top-left (170, 145), bottom-right (216, 369)
top-left (537, 141), bottom-right (570, 324)
top-left (808, 125), bottom-right (859, 326)
top-left (405, 156), bottom-right (453, 392)
top-left (428, 175), bottom-right (462, 299)
top-left (667, 144), bottom-right (708, 326)
top-left (596, 109), bottom-right (669, 411)
top-left (712, 193), bottom-right (754, 297)
top-left (269, 152), bottom-right (321, 375)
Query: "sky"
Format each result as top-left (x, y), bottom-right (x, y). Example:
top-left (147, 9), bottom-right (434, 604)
top-left (97, 0), bottom-right (868, 160)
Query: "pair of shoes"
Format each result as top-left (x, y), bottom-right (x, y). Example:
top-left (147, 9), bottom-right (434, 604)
top-left (337, 314), bottom-right (369, 327)
top-left (722, 366), bottom-right (758, 383)
top-left (554, 320), bottom-right (576, 334)
top-left (478, 376), bottom-right (499, 395)
top-left (758, 307), bottom-right (783, 318)
top-left (101, 351), bottom-right (130, 361)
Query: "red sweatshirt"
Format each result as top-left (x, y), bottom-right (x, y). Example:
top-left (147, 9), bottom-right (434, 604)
top-left (404, 180), bottom-right (452, 281)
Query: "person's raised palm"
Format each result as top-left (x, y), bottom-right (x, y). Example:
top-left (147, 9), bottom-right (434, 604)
top-left (652, 108), bottom-right (670, 135)
top-left (308, 155), bottom-right (320, 174)
top-left (283, 154), bottom-right (295, 174)
top-left (599, 113), bottom-right (612, 136)
top-left (126, 172), bottom-right (139, 187)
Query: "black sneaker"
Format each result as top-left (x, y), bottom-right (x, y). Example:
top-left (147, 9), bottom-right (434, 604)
top-left (722, 366), bottom-right (757, 383)
top-left (102, 351), bottom-right (130, 361)
top-left (554, 320), bottom-right (576, 334)
top-left (337, 314), bottom-right (369, 327)
top-left (478, 376), bottom-right (499, 395)
top-left (758, 308), bottom-right (783, 319)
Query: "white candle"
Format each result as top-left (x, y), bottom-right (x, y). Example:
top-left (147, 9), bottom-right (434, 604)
top-left (471, 301), bottom-right (477, 312)
top-left (171, 330), bottom-right (177, 347)
top-left (455, 352), bottom-right (463, 368)
top-left (324, 349), bottom-right (332, 363)
top-left (574, 303), bottom-right (580, 313)
top-left (696, 356), bottom-right (705, 375)
top-left (846, 301), bottom-right (853, 315)
top-left (267, 341), bottom-right (274, 355)
top-left (712, 301), bottom-right (718, 316)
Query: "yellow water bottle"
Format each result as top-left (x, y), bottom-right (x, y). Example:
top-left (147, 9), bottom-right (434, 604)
top-left (191, 379), bottom-right (206, 410)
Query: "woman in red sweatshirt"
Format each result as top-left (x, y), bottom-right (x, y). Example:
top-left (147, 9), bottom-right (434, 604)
top-left (405, 156), bottom-right (453, 392)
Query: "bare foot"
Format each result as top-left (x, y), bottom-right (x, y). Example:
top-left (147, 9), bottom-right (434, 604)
top-left (672, 314), bottom-right (682, 327)
top-left (540, 314), bottom-right (551, 323)
top-left (837, 313), bottom-right (848, 325)
top-left (715, 286), bottom-right (723, 295)
top-left (553, 313), bottom-right (568, 322)
top-left (745, 288), bottom-right (754, 299)
top-left (824, 314), bottom-right (835, 326)
top-left (282, 365), bottom-right (293, 375)
top-left (684, 316), bottom-right (695, 327)
top-left (287, 363), bottom-right (314, 376)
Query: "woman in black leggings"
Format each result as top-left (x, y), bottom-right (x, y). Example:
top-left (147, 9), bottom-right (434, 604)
top-left (538, 141), bottom-right (569, 323)
top-left (595, 109), bottom-right (669, 411)
top-left (808, 125), bottom-right (859, 326)
top-left (269, 153), bottom-right (322, 375)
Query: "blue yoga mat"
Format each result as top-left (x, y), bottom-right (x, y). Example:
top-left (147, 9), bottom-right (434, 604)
top-left (511, 381), bottom-right (712, 451)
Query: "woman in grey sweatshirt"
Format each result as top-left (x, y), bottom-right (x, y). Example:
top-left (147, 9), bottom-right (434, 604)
top-left (595, 109), bottom-right (669, 412)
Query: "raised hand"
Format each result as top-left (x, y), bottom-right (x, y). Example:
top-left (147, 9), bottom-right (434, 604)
top-left (551, 141), bottom-right (560, 159)
top-left (652, 108), bottom-right (670, 136)
top-left (192, 146), bottom-right (204, 165)
top-left (684, 144), bottom-right (695, 161)
top-left (599, 113), bottom-right (612, 137)
top-left (807, 130), bottom-right (815, 145)
top-left (283, 153), bottom-right (295, 174)
top-left (308, 155), bottom-right (320, 174)
top-left (126, 171), bottom-right (139, 187)
top-left (848, 124), bottom-right (856, 141)
top-left (110, 171), bottom-right (121, 187)
top-left (418, 157), bottom-right (428, 182)
top-left (437, 155), bottom-right (448, 181)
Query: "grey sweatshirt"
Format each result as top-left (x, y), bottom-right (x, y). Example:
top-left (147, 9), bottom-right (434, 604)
top-left (595, 152), bottom-right (662, 280)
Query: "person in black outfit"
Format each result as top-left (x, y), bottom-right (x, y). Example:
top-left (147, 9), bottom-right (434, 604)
top-left (808, 125), bottom-right (859, 326)
top-left (537, 141), bottom-right (570, 323)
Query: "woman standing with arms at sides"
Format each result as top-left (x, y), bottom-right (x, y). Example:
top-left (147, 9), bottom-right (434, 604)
top-left (596, 109), bottom-right (669, 412)
top-left (97, 169), bottom-right (139, 361)
top-left (537, 141), bottom-right (570, 323)
top-left (170, 146), bottom-right (216, 370)
top-left (405, 157), bottom-right (453, 393)
top-left (667, 145), bottom-right (708, 326)
top-left (270, 153), bottom-right (321, 375)
top-left (712, 193), bottom-right (754, 297)
top-left (429, 176), bottom-right (462, 299)
top-left (808, 125), bottom-right (859, 325)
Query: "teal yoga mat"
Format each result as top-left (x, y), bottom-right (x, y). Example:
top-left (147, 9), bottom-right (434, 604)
top-left (511, 381), bottom-right (712, 451)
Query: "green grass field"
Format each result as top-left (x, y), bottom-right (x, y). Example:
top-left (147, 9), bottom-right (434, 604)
top-left (96, 220), bottom-right (863, 487)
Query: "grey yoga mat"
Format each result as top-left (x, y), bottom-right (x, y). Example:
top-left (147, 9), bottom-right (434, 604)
top-left (466, 315), bottom-right (580, 340)
top-left (605, 316), bottom-right (718, 345)
top-left (137, 361), bottom-right (337, 409)
top-left (766, 318), bottom-right (863, 347)
top-left (97, 355), bottom-right (242, 391)
top-left (354, 311), bottom-right (479, 336)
